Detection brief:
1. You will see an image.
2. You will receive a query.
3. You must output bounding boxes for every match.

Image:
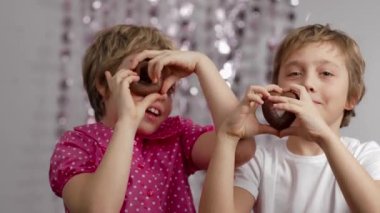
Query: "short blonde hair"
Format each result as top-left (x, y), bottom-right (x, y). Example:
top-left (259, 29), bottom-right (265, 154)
top-left (82, 24), bottom-right (175, 121)
top-left (272, 24), bottom-right (365, 127)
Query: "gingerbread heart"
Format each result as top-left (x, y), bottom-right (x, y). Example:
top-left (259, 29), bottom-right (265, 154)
top-left (130, 60), bottom-right (163, 96)
top-left (262, 91), bottom-right (298, 131)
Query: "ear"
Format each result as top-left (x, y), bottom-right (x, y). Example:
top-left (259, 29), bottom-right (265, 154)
top-left (95, 78), bottom-right (108, 99)
top-left (345, 96), bottom-right (357, 111)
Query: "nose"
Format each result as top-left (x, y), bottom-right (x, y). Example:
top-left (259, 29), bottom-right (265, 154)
top-left (157, 93), bottom-right (169, 102)
top-left (302, 73), bottom-right (316, 93)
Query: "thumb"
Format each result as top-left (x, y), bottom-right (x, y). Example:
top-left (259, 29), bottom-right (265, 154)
top-left (279, 126), bottom-right (297, 138)
top-left (258, 124), bottom-right (279, 137)
top-left (138, 93), bottom-right (164, 111)
top-left (161, 75), bottom-right (179, 94)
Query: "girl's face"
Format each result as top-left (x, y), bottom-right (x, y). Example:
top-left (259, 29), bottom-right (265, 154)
top-left (101, 54), bottom-right (175, 135)
top-left (133, 91), bottom-right (173, 135)
top-left (277, 42), bottom-right (354, 131)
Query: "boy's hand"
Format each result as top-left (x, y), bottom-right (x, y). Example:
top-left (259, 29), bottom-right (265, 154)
top-left (268, 84), bottom-right (331, 142)
top-left (218, 85), bottom-right (280, 140)
top-left (105, 70), bottom-right (164, 126)
top-left (130, 50), bottom-right (207, 94)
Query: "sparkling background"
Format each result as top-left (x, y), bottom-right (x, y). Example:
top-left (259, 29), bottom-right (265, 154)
top-left (56, 0), bottom-right (296, 137)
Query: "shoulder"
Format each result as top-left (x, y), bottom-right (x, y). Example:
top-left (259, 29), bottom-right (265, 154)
top-left (57, 122), bottom-right (112, 149)
top-left (341, 136), bottom-right (380, 158)
top-left (341, 136), bottom-right (380, 152)
top-left (162, 116), bottom-right (213, 132)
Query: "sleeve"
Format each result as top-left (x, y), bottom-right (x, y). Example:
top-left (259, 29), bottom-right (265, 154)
top-left (178, 117), bottom-right (213, 175)
top-left (233, 147), bottom-right (263, 199)
top-left (354, 141), bottom-right (380, 180)
top-left (49, 131), bottom-right (98, 197)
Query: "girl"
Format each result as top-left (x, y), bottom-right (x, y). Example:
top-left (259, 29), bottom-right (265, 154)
top-left (49, 24), bottom-right (255, 213)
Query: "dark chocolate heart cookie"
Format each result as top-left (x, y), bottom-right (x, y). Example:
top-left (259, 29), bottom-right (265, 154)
top-left (130, 60), bottom-right (163, 96)
top-left (262, 91), bottom-right (298, 131)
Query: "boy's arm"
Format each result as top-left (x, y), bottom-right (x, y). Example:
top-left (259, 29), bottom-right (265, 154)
top-left (320, 132), bottom-right (380, 212)
top-left (200, 85), bottom-right (279, 212)
top-left (274, 84), bottom-right (380, 212)
top-left (199, 133), bottom-right (255, 213)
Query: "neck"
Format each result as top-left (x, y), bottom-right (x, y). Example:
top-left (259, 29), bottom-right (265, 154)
top-left (287, 136), bottom-right (324, 156)
top-left (100, 116), bottom-right (117, 129)
top-left (286, 117), bottom-right (343, 156)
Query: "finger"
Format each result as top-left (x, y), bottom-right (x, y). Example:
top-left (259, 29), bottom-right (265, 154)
top-left (113, 69), bottom-right (138, 84)
top-left (148, 53), bottom-right (171, 83)
top-left (149, 51), bottom-right (178, 83)
top-left (246, 91), bottom-right (264, 105)
top-left (120, 75), bottom-right (140, 91)
top-left (279, 126), bottom-right (298, 138)
top-left (265, 84), bottom-right (283, 94)
top-left (246, 85), bottom-right (270, 99)
top-left (244, 86), bottom-right (268, 104)
top-left (272, 102), bottom-right (302, 115)
top-left (131, 50), bottom-right (164, 69)
top-left (138, 93), bottom-right (166, 110)
top-left (258, 124), bottom-right (279, 136)
top-left (268, 95), bottom-right (301, 106)
top-left (160, 75), bottom-right (179, 94)
top-left (285, 84), bottom-right (311, 101)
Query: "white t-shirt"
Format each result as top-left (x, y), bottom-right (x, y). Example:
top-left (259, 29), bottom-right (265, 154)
top-left (234, 137), bottom-right (380, 213)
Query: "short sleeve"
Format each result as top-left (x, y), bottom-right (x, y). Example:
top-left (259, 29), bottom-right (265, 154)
top-left (352, 141), bottom-right (380, 180)
top-left (234, 146), bottom-right (264, 199)
top-left (178, 117), bottom-right (213, 174)
top-left (49, 131), bottom-right (98, 197)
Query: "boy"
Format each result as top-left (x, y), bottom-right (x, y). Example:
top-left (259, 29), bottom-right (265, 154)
top-left (199, 24), bottom-right (380, 212)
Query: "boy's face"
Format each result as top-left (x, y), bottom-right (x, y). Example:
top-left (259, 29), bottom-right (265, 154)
top-left (277, 42), bottom-right (354, 130)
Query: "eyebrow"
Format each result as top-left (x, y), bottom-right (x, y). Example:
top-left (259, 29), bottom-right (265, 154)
top-left (283, 60), bottom-right (340, 68)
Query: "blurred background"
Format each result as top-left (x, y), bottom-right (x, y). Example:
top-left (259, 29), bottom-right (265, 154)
top-left (0, 0), bottom-right (379, 212)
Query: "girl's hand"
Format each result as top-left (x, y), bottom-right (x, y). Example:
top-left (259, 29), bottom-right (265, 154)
top-left (130, 50), bottom-right (207, 94)
top-left (105, 70), bottom-right (163, 126)
top-left (218, 85), bottom-right (281, 140)
top-left (269, 84), bottom-right (331, 142)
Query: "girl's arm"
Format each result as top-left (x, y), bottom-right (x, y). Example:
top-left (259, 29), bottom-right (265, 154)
top-left (62, 120), bottom-right (136, 213)
top-left (191, 55), bottom-right (258, 167)
top-left (320, 132), bottom-right (380, 212)
top-left (199, 134), bottom-right (255, 213)
top-left (62, 70), bottom-right (163, 213)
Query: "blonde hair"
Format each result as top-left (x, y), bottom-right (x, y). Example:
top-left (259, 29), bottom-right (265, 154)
top-left (272, 24), bottom-right (365, 127)
top-left (82, 24), bottom-right (175, 121)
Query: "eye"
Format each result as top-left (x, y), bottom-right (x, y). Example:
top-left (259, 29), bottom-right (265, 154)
top-left (321, 71), bottom-right (334, 77)
top-left (287, 71), bottom-right (302, 77)
top-left (167, 85), bottom-right (176, 96)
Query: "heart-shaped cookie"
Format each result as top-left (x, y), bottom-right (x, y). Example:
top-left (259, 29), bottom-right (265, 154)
top-left (130, 60), bottom-right (163, 96)
top-left (262, 91), bottom-right (298, 131)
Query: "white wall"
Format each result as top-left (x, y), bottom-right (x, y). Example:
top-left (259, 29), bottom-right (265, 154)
top-left (293, 0), bottom-right (380, 141)
top-left (0, 0), bottom-right (63, 212)
top-left (0, 0), bottom-right (378, 212)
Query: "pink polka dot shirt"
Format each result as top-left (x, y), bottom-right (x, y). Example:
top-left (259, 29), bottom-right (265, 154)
top-left (49, 116), bottom-right (213, 213)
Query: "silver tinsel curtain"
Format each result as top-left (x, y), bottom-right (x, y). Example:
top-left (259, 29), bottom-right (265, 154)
top-left (57, 0), bottom-right (297, 136)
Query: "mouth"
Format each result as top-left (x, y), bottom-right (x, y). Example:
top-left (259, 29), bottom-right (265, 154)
top-left (312, 100), bottom-right (322, 105)
top-left (146, 107), bottom-right (162, 117)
